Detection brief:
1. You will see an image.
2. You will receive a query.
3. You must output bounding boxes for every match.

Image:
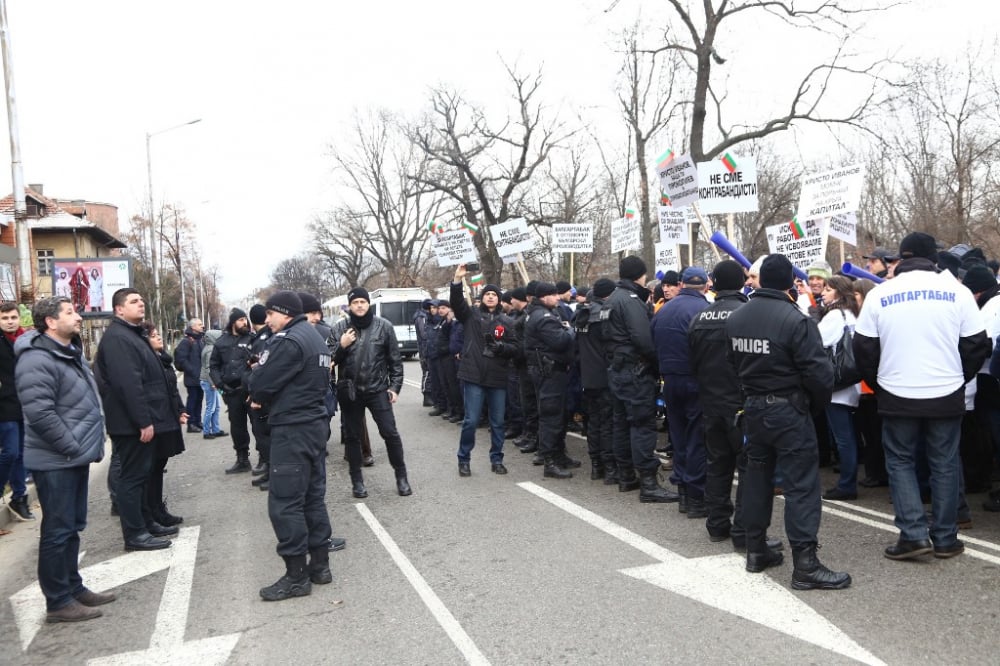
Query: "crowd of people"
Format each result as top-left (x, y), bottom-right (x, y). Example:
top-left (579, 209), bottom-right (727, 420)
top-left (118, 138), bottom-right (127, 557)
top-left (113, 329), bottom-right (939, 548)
top-left (5, 229), bottom-right (1000, 618)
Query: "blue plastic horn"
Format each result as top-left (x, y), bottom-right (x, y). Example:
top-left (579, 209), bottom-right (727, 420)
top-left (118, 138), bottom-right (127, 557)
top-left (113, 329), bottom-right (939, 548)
top-left (709, 231), bottom-right (752, 269)
top-left (841, 263), bottom-right (885, 284)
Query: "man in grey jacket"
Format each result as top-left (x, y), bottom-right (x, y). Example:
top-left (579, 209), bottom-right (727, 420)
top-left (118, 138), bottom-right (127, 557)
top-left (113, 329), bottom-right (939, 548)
top-left (15, 297), bottom-right (114, 623)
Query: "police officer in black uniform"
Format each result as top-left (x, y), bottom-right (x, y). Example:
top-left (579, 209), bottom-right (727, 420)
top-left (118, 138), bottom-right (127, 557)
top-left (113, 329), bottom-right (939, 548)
top-left (725, 254), bottom-right (850, 589)
top-left (247, 304), bottom-right (272, 488)
top-left (515, 283), bottom-right (541, 454)
top-left (574, 278), bottom-right (617, 481)
top-left (605, 256), bottom-right (678, 503)
top-left (523, 282), bottom-right (575, 478)
top-left (248, 291), bottom-right (334, 601)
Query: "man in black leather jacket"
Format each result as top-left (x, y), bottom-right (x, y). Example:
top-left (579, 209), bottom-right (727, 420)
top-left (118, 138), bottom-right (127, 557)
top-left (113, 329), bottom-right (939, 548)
top-left (330, 287), bottom-right (411, 499)
top-left (725, 254), bottom-right (850, 590)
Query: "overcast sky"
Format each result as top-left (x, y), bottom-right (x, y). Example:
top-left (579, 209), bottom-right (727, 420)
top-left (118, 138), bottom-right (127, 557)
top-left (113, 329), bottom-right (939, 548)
top-left (0, 0), bottom-right (995, 303)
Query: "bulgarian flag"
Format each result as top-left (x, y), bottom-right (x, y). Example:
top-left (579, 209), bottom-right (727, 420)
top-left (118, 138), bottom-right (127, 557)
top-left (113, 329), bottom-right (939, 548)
top-left (789, 217), bottom-right (804, 239)
top-left (624, 207), bottom-right (636, 221)
top-left (660, 192), bottom-right (671, 206)
top-left (656, 148), bottom-right (675, 171)
top-left (721, 152), bottom-right (737, 173)
top-left (427, 219), bottom-right (443, 234)
top-left (470, 273), bottom-right (484, 286)
top-left (462, 220), bottom-right (479, 235)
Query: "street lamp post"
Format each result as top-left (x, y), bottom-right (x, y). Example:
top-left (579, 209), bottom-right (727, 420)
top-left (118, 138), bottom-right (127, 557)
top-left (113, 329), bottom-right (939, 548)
top-left (145, 118), bottom-right (200, 329)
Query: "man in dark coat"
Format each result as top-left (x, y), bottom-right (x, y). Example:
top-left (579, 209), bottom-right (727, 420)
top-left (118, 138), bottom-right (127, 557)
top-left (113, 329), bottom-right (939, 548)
top-left (173, 318), bottom-right (205, 433)
top-left (210, 308), bottom-right (254, 474)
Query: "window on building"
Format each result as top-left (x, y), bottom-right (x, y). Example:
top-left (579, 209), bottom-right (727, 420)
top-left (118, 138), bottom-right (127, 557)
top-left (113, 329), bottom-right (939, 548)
top-left (37, 249), bottom-right (54, 276)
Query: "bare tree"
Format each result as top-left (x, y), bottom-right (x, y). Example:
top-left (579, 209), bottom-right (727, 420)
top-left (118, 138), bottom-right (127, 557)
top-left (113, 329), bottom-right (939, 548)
top-left (269, 253), bottom-right (336, 299)
top-left (310, 207), bottom-right (382, 290)
top-left (409, 64), bottom-right (570, 283)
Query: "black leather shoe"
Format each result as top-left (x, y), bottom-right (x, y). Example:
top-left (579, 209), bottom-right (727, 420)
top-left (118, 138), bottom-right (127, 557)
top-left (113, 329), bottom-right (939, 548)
top-left (187, 424), bottom-right (202, 433)
top-left (203, 433), bottom-right (217, 440)
top-left (458, 461), bottom-right (471, 477)
top-left (556, 455), bottom-right (582, 469)
top-left (428, 408), bottom-right (444, 417)
top-left (504, 431), bottom-right (522, 440)
top-left (590, 463), bottom-right (605, 480)
top-left (532, 454), bottom-right (545, 466)
top-left (859, 477), bottom-right (888, 488)
top-left (982, 495), bottom-right (1000, 512)
top-left (352, 480), bottom-right (368, 499)
top-left (251, 474), bottom-right (269, 487)
top-left (448, 414), bottom-right (463, 423)
top-left (933, 539), bottom-right (965, 559)
top-left (543, 461), bottom-right (573, 479)
top-left (519, 441), bottom-right (539, 454)
top-left (396, 477), bottom-right (412, 496)
top-left (215, 430), bottom-right (228, 437)
top-left (251, 461), bottom-right (268, 476)
top-left (733, 536), bottom-right (784, 552)
top-left (362, 456), bottom-right (375, 467)
top-left (685, 497), bottom-right (709, 518)
top-left (884, 538), bottom-right (933, 560)
top-left (258, 481), bottom-right (269, 491)
top-left (746, 549), bottom-right (784, 573)
top-left (822, 487), bottom-right (858, 501)
top-left (491, 463), bottom-right (508, 475)
top-left (327, 536), bottom-right (347, 552)
top-left (125, 533), bottom-right (172, 551)
top-left (147, 522), bottom-right (179, 537)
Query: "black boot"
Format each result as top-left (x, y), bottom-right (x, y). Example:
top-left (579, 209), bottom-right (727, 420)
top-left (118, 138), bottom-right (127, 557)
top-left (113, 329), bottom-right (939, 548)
top-left (590, 461), bottom-right (605, 481)
top-left (685, 495), bottom-right (708, 518)
top-left (678, 485), bottom-right (688, 513)
top-left (618, 469), bottom-right (640, 492)
top-left (251, 473), bottom-right (269, 488)
top-left (351, 477), bottom-right (368, 499)
top-left (519, 439), bottom-right (539, 454)
top-left (603, 463), bottom-right (619, 486)
top-left (260, 555), bottom-right (312, 601)
top-left (308, 548), bottom-right (333, 584)
top-left (154, 502), bottom-right (183, 526)
top-left (225, 453), bottom-right (252, 474)
top-left (396, 475), bottom-right (412, 496)
top-left (251, 459), bottom-right (269, 476)
top-left (746, 548), bottom-right (784, 573)
top-left (543, 458), bottom-right (573, 479)
top-left (638, 472), bottom-right (681, 503)
top-left (791, 545), bottom-right (851, 590)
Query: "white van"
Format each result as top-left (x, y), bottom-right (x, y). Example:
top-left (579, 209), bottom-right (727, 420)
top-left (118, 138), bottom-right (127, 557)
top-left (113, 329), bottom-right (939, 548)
top-left (369, 288), bottom-right (431, 359)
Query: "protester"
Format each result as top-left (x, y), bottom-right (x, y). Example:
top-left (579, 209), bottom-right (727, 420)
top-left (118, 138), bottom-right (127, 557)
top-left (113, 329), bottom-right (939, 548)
top-left (142, 323), bottom-right (187, 527)
top-left (173, 318), bottom-right (205, 433)
top-left (0, 300), bottom-right (32, 521)
top-left (199, 330), bottom-right (225, 440)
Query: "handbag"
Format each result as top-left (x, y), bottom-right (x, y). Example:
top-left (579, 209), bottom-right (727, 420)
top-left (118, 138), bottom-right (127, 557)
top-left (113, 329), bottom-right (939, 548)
top-left (827, 309), bottom-right (863, 390)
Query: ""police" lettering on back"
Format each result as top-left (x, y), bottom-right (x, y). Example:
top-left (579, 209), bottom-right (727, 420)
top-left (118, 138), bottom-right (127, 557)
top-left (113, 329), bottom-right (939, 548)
top-left (731, 337), bottom-right (770, 354)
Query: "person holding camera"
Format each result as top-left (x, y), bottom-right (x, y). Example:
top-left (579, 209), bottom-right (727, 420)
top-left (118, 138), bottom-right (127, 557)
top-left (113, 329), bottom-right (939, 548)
top-left (450, 265), bottom-right (518, 476)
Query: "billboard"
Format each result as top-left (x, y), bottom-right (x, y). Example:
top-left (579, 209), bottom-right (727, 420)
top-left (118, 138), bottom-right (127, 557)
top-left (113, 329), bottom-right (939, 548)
top-left (51, 257), bottom-right (132, 317)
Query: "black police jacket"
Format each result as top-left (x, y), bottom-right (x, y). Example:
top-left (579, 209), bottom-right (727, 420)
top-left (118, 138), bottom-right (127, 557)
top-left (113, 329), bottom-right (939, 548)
top-left (688, 290), bottom-right (747, 417)
top-left (450, 282), bottom-right (517, 389)
top-left (209, 331), bottom-right (253, 394)
top-left (94, 317), bottom-right (175, 436)
top-left (573, 297), bottom-right (611, 390)
top-left (510, 308), bottom-right (528, 368)
top-left (724, 287), bottom-right (833, 411)
top-left (604, 280), bottom-right (656, 367)
top-left (523, 302), bottom-right (574, 367)
top-left (330, 315), bottom-right (404, 395)
top-left (248, 316), bottom-right (330, 427)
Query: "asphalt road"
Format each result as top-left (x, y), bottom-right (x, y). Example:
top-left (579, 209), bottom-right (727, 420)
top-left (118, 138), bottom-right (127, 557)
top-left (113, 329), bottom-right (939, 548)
top-left (3, 372), bottom-right (1000, 665)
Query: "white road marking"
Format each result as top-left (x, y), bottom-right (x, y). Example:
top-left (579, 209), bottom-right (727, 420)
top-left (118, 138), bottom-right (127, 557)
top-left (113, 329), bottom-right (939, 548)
top-left (355, 503), bottom-right (490, 666)
top-left (519, 481), bottom-right (886, 666)
top-left (403, 379), bottom-right (422, 390)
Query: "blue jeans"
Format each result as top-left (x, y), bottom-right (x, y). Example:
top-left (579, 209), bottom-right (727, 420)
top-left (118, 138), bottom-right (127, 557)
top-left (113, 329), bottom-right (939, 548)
top-left (0, 420), bottom-right (26, 498)
top-left (457, 382), bottom-right (506, 464)
top-left (882, 416), bottom-right (962, 546)
top-left (201, 381), bottom-right (220, 434)
top-left (826, 404), bottom-right (858, 493)
top-left (34, 466), bottom-right (89, 611)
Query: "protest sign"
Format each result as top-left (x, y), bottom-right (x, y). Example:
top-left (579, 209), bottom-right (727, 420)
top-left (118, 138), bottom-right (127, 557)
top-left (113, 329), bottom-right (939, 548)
top-left (552, 223), bottom-right (594, 253)
top-left (611, 214), bottom-right (642, 253)
top-left (657, 206), bottom-right (696, 244)
top-left (655, 149), bottom-right (699, 209)
top-left (433, 230), bottom-right (478, 267)
top-left (765, 218), bottom-right (828, 269)
top-left (489, 218), bottom-right (535, 256)
top-left (796, 164), bottom-right (865, 222)
top-left (696, 153), bottom-right (759, 214)
top-left (654, 241), bottom-right (680, 275)
top-left (826, 212), bottom-right (857, 246)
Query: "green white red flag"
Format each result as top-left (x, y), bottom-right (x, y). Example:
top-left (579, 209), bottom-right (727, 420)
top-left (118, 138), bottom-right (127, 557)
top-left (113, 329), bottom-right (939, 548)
top-left (656, 149), bottom-right (675, 171)
top-left (462, 220), bottom-right (479, 234)
top-left (470, 273), bottom-right (484, 285)
top-left (789, 217), bottom-right (804, 239)
top-left (721, 153), bottom-right (737, 174)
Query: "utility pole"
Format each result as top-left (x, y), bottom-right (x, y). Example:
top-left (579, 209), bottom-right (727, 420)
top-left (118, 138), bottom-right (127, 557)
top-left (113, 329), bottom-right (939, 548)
top-left (0, 0), bottom-right (32, 301)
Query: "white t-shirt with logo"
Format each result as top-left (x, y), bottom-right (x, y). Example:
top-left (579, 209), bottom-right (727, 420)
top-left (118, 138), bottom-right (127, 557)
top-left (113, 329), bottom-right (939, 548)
top-left (855, 268), bottom-right (984, 400)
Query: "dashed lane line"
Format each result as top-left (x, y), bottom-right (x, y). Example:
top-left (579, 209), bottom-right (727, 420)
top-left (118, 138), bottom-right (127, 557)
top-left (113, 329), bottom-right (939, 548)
top-left (355, 503), bottom-right (491, 666)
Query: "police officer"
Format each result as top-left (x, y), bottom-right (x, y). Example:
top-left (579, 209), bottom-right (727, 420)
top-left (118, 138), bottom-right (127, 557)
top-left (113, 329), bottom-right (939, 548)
top-left (523, 282), bottom-right (575, 478)
top-left (247, 304), bottom-right (272, 488)
top-left (725, 254), bottom-right (850, 589)
top-left (210, 308), bottom-right (255, 474)
top-left (605, 256), bottom-right (679, 502)
top-left (574, 278), bottom-right (617, 481)
top-left (248, 291), bottom-right (333, 601)
top-left (515, 283), bottom-right (540, 454)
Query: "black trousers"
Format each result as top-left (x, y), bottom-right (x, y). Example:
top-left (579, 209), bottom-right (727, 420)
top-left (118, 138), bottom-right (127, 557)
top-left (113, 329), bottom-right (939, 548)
top-left (439, 355), bottom-right (463, 416)
top-left (224, 391), bottom-right (252, 454)
top-left (609, 367), bottom-right (659, 475)
top-left (428, 358), bottom-right (449, 410)
top-left (341, 390), bottom-right (407, 480)
top-left (184, 382), bottom-right (204, 429)
top-left (584, 387), bottom-right (614, 466)
top-left (703, 413), bottom-right (746, 540)
top-left (145, 456), bottom-right (169, 515)
top-left (505, 370), bottom-right (523, 434)
top-left (268, 420), bottom-right (332, 557)
top-left (742, 397), bottom-right (821, 553)
top-left (250, 408), bottom-right (272, 464)
top-left (528, 366), bottom-right (568, 459)
top-left (518, 366), bottom-right (539, 441)
top-left (112, 435), bottom-right (154, 541)
top-left (857, 394), bottom-right (886, 482)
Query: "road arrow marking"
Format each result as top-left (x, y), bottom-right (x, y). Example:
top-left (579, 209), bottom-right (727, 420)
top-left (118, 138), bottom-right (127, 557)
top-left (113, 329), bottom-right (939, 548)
top-left (519, 482), bottom-right (885, 666)
top-left (10, 526), bottom-right (241, 664)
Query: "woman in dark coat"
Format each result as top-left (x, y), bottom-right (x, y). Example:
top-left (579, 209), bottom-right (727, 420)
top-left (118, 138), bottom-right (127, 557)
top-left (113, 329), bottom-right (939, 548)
top-left (143, 323), bottom-right (187, 526)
